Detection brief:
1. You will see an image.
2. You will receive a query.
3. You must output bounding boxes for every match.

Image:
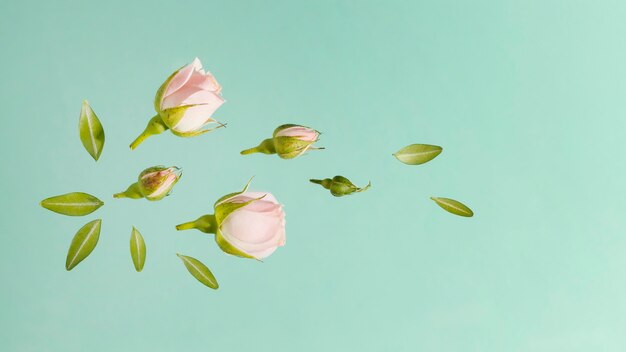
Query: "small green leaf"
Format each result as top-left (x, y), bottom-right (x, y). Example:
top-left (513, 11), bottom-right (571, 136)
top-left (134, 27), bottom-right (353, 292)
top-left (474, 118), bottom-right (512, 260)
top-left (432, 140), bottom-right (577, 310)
top-left (40, 192), bottom-right (103, 216)
top-left (393, 144), bottom-right (442, 165)
top-left (79, 100), bottom-right (105, 161)
top-left (176, 254), bottom-right (219, 289)
top-left (430, 197), bottom-right (474, 217)
top-left (66, 219), bottom-right (102, 270)
top-left (130, 227), bottom-right (146, 272)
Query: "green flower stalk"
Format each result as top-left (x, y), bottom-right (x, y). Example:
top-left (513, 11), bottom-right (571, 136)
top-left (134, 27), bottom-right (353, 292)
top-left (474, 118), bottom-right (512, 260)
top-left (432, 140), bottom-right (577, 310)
top-left (240, 124), bottom-right (323, 159)
top-left (114, 166), bottom-right (182, 201)
top-left (310, 175), bottom-right (371, 197)
top-left (175, 179), bottom-right (286, 260)
top-left (130, 58), bottom-right (225, 150)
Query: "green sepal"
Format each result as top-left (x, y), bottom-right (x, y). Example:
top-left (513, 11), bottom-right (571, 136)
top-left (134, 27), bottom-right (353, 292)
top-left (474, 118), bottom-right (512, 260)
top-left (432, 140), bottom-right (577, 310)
top-left (213, 178), bottom-right (253, 207)
top-left (272, 124), bottom-right (300, 136)
top-left (170, 123), bottom-right (223, 138)
top-left (154, 68), bottom-right (182, 113)
top-left (215, 195), bottom-right (265, 225)
top-left (273, 136), bottom-right (314, 159)
top-left (214, 230), bottom-right (255, 259)
top-left (159, 104), bottom-right (204, 130)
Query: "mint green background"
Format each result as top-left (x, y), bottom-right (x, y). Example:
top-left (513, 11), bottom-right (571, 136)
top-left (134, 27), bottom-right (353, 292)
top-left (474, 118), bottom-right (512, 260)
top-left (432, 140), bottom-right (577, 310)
top-left (2, 0), bottom-right (626, 351)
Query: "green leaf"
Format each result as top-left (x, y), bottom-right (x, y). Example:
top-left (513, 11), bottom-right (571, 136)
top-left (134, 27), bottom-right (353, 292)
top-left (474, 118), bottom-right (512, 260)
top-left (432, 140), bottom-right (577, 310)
top-left (393, 144), bottom-right (442, 165)
top-left (430, 197), bottom-right (474, 217)
top-left (130, 227), bottom-right (146, 272)
top-left (79, 100), bottom-right (105, 161)
top-left (176, 254), bottom-right (219, 289)
top-left (40, 192), bottom-right (103, 216)
top-left (66, 219), bottom-right (102, 270)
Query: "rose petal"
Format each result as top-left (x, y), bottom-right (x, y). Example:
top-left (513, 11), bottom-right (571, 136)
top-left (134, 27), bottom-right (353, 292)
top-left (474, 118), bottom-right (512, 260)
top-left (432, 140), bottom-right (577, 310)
top-left (171, 93), bottom-right (225, 132)
top-left (164, 58), bottom-right (201, 98)
top-left (222, 209), bottom-right (283, 244)
top-left (163, 89), bottom-right (213, 109)
top-left (187, 69), bottom-right (221, 93)
top-left (275, 126), bottom-right (318, 141)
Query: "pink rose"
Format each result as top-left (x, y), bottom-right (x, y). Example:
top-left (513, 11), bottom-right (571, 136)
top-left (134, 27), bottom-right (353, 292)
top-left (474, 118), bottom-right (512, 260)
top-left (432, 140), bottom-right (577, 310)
top-left (157, 58), bottom-right (224, 134)
top-left (130, 58), bottom-right (225, 149)
top-left (216, 192), bottom-right (286, 259)
top-left (176, 185), bottom-right (287, 260)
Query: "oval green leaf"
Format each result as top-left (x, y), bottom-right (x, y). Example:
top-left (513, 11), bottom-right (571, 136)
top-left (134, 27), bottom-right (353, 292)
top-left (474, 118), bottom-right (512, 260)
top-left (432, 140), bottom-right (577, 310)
top-left (130, 227), bottom-right (146, 272)
top-left (393, 144), bottom-right (442, 165)
top-left (176, 254), bottom-right (219, 289)
top-left (40, 192), bottom-right (103, 216)
top-left (79, 100), bottom-right (105, 161)
top-left (66, 219), bottom-right (102, 270)
top-left (430, 197), bottom-right (474, 217)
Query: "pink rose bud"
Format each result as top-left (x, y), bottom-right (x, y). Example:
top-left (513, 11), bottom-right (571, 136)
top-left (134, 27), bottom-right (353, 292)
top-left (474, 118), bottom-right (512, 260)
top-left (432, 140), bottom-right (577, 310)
top-left (113, 166), bottom-right (182, 201)
top-left (130, 58), bottom-right (225, 149)
top-left (240, 124), bottom-right (323, 159)
top-left (176, 180), bottom-right (286, 260)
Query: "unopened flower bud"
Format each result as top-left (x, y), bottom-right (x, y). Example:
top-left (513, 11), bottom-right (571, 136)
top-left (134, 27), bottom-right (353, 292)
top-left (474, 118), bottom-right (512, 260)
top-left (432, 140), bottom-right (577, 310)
top-left (240, 124), bottom-right (323, 159)
top-left (114, 166), bottom-right (182, 201)
top-left (310, 175), bottom-right (371, 197)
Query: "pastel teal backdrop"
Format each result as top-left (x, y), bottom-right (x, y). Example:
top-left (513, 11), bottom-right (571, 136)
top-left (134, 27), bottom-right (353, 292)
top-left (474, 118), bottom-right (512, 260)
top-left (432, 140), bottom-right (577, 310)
top-left (1, 0), bottom-right (626, 351)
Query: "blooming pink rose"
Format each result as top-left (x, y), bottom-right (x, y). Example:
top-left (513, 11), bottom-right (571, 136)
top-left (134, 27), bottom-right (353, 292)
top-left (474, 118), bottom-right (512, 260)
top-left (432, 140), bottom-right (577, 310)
top-left (130, 57), bottom-right (226, 149)
top-left (157, 58), bottom-right (225, 134)
top-left (217, 191), bottom-right (286, 259)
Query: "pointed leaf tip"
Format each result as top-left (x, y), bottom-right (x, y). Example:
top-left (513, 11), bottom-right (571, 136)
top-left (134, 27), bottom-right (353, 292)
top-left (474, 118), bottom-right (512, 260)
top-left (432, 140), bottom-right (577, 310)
top-left (177, 254), bottom-right (219, 289)
top-left (40, 192), bottom-right (103, 216)
top-left (66, 219), bottom-right (102, 270)
top-left (431, 197), bottom-right (474, 217)
top-left (393, 144), bottom-right (442, 165)
top-left (130, 227), bottom-right (146, 272)
top-left (79, 100), bottom-right (105, 161)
